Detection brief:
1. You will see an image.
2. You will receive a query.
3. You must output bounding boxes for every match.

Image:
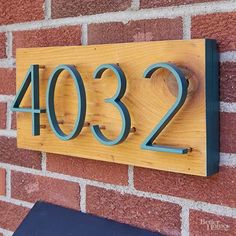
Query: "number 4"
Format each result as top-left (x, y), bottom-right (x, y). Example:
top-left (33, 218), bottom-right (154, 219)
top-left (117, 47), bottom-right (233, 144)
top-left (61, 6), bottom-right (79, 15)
top-left (11, 65), bottom-right (46, 136)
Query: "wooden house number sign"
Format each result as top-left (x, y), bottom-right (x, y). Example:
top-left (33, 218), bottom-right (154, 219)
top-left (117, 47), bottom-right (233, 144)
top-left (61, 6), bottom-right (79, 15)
top-left (13, 39), bottom-right (219, 176)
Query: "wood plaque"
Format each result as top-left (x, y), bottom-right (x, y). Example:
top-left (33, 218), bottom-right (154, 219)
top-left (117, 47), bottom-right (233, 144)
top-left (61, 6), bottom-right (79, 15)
top-left (15, 39), bottom-right (219, 176)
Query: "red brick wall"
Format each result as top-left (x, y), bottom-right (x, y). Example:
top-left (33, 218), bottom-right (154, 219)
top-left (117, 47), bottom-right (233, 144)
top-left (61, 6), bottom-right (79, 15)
top-left (0, 1), bottom-right (236, 236)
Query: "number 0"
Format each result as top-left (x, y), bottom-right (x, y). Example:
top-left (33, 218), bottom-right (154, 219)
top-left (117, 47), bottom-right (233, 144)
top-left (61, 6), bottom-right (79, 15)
top-left (46, 65), bottom-right (86, 141)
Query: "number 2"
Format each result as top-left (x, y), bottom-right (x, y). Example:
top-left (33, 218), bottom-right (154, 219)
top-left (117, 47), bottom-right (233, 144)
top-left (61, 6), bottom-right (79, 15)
top-left (141, 63), bottom-right (189, 154)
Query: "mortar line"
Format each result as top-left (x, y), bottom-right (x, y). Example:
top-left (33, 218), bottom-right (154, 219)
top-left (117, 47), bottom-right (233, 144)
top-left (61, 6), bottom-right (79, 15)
top-left (80, 183), bottom-right (86, 213)
top-left (0, 227), bottom-right (13, 236)
top-left (1, 161), bottom-right (236, 218)
top-left (181, 206), bottom-right (190, 236)
top-left (128, 165), bottom-right (135, 189)
top-left (44, 0), bottom-right (52, 20)
top-left (0, 58), bottom-right (15, 68)
top-left (220, 153), bottom-right (236, 167)
top-left (183, 15), bottom-right (191, 40)
top-left (220, 102), bottom-right (236, 113)
top-left (81, 24), bottom-right (88, 45)
top-left (0, 130), bottom-right (16, 137)
top-left (0, 195), bottom-right (33, 208)
top-left (6, 100), bottom-right (12, 130)
top-left (130, 0), bottom-right (140, 11)
top-left (5, 167), bottom-right (11, 198)
top-left (41, 152), bottom-right (47, 174)
top-left (5, 31), bottom-right (12, 59)
top-left (0, 1), bottom-right (235, 32)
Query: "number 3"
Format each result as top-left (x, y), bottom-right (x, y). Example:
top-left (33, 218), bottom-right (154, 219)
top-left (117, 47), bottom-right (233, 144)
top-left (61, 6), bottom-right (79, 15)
top-left (91, 64), bottom-right (131, 146)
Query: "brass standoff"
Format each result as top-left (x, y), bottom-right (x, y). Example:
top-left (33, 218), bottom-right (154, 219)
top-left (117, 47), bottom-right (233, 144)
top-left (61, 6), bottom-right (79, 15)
top-left (40, 124), bottom-right (46, 129)
top-left (83, 122), bottom-right (90, 127)
top-left (187, 147), bottom-right (193, 152)
top-left (130, 127), bottom-right (136, 133)
top-left (39, 65), bottom-right (46, 69)
top-left (58, 120), bottom-right (64, 125)
top-left (99, 125), bottom-right (106, 130)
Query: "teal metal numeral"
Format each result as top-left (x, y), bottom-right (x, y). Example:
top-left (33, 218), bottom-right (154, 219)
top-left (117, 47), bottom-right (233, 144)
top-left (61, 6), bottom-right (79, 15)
top-left (91, 64), bottom-right (131, 145)
top-left (141, 63), bottom-right (189, 154)
top-left (11, 65), bottom-right (46, 136)
top-left (46, 65), bottom-right (86, 141)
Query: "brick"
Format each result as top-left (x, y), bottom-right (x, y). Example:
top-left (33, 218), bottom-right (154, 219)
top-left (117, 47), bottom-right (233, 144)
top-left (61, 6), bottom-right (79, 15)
top-left (88, 18), bottom-right (183, 45)
top-left (220, 62), bottom-right (236, 102)
top-left (13, 26), bottom-right (82, 56)
top-left (0, 201), bottom-right (29, 231)
top-left (87, 186), bottom-right (181, 235)
top-left (0, 102), bottom-right (7, 129)
top-left (190, 210), bottom-right (236, 235)
top-left (0, 33), bottom-right (6, 58)
top-left (47, 153), bottom-right (128, 185)
top-left (0, 0), bottom-right (44, 25)
top-left (220, 112), bottom-right (236, 153)
top-left (0, 168), bottom-right (6, 195)
top-left (192, 12), bottom-right (236, 52)
top-left (0, 137), bottom-right (41, 169)
top-left (141, 0), bottom-right (218, 8)
top-left (134, 166), bottom-right (236, 208)
top-left (11, 112), bottom-right (16, 130)
top-left (52, 0), bottom-right (131, 18)
top-left (11, 171), bottom-right (80, 210)
top-left (0, 68), bottom-right (16, 95)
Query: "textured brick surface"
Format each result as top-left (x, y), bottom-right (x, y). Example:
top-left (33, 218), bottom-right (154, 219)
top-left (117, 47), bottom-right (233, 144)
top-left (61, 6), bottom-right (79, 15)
top-left (12, 171), bottom-right (80, 210)
top-left (0, 137), bottom-right (41, 169)
top-left (0, 0), bottom-right (44, 25)
top-left (0, 102), bottom-right (7, 129)
top-left (0, 68), bottom-right (16, 95)
top-left (0, 33), bottom-right (6, 58)
top-left (220, 62), bottom-right (236, 102)
top-left (47, 153), bottom-right (128, 185)
top-left (192, 12), bottom-right (236, 52)
top-left (88, 18), bottom-right (182, 44)
top-left (134, 166), bottom-right (236, 208)
top-left (0, 201), bottom-right (29, 231)
top-left (11, 112), bottom-right (16, 130)
top-left (220, 112), bottom-right (236, 153)
top-left (0, 168), bottom-right (6, 196)
top-left (190, 210), bottom-right (236, 235)
top-left (52, 0), bottom-right (131, 18)
top-left (13, 26), bottom-right (82, 55)
top-left (87, 186), bottom-right (181, 235)
top-left (141, 0), bottom-right (218, 8)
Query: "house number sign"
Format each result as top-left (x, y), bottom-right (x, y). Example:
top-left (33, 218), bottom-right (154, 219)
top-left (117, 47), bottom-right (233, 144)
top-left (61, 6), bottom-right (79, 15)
top-left (13, 39), bottom-right (219, 176)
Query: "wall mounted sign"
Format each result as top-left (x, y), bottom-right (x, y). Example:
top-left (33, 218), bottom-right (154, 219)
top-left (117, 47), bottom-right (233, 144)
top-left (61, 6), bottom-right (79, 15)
top-left (13, 39), bottom-right (219, 176)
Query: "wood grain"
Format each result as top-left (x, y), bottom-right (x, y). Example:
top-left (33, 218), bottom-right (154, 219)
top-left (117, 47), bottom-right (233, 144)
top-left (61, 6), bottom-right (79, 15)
top-left (16, 40), bottom-right (209, 176)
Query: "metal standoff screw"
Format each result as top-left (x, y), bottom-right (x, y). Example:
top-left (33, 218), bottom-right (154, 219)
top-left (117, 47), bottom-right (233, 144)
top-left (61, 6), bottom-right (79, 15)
top-left (40, 124), bottom-right (46, 129)
top-left (187, 147), bottom-right (192, 152)
top-left (130, 127), bottom-right (136, 133)
top-left (83, 122), bottom-right (90, 127)
top-left (58, 120), bottom-right (64, 125)
top-left (99, 125), bottom-right (106, 130)
top-left (39, 65), bottom-right (46, 69)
